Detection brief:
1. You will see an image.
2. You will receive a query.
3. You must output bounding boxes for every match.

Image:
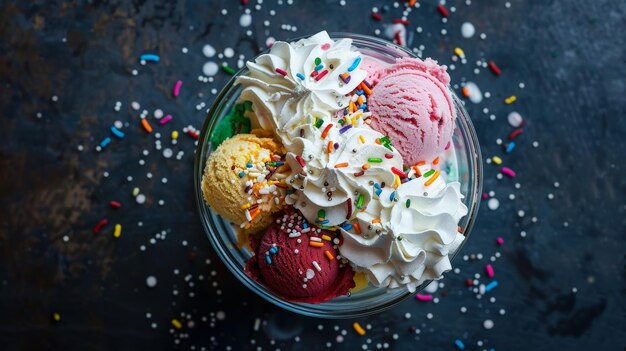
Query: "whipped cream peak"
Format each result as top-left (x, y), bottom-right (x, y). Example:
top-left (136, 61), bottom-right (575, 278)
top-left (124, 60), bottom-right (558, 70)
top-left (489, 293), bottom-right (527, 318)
top-left (339, 164), bottom-right (468, 292)
top-left (237, 31), bottom-right (367, 141)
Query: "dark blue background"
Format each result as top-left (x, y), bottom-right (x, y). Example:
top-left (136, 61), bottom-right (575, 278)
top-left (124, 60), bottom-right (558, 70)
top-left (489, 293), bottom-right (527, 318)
top-left (0, 0), bottom-right (624, 350)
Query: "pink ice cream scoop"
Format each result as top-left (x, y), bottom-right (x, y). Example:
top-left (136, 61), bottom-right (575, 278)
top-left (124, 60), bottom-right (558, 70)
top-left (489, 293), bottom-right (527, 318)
top-left (367, 57), bottom-right (455, 166)
top-left (360, 56), bottom-right (386, 86)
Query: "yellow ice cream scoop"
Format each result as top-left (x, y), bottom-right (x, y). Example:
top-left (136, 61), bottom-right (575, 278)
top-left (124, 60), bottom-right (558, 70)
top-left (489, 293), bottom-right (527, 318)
top-left (202, 133), bottom-right (288, 239)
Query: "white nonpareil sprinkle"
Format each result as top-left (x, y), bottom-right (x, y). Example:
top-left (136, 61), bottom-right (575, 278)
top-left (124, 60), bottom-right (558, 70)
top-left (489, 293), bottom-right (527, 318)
top-left (146, 276), bottom-right (157, 288)
top-left (461, 22), bottom-right (475, 38)
top-left (487, 198), bottom-right (499, 210)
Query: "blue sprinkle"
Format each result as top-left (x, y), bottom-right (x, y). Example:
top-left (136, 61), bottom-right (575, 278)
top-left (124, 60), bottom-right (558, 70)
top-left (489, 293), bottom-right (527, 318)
top-left (246, 163), bottom-right (253, 168)
top-left (110, 126), bottom-right (125, 138)
top-left (375, 189), bottom-right (382, 197)
top-left (99, 137), bottom-right (111, 148)
top-left (265, 255), bottom-right (272, 265)
top-left (454, 340), bottom-right (465, 350)
top-left (339, 124), bottom-right (352, 134)
top-left (342, 223), bottom-right (353, 231)
top-left (302, 222), bottom-right (308, 229)
top-left (389, 191), bottom-right (395, 202)
top-left (374, 183), bottom-right (381, 189)
top-left (485, 281), bottom-right (499, 292)
top-left (296, 73), bottom-right (305, 80)
top-left (506, 142), bottom-right (516, 153)
top-left (359, 104), bottom-right (367, 110)
top-left (314, 64), bottom-right (324, 71)
top-left (318, 219), bottom-right (329, 225)
top-left (355, 89), bottom-right (364, 96)
top-left (269, 247), bottom-right (278, 254)
top-left (238, 172), bottom-right (245, 178)
top-left (140, 54), bottom-right (160, 62)
top-left (347, 57), bottom-right (362, 72)
top-left (274, 161), bottom-right (284, 166)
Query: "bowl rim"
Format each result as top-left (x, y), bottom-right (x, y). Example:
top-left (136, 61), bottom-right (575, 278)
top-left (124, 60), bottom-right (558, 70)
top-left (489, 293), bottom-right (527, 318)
top-left (193, 32), bottom-right (483, 318)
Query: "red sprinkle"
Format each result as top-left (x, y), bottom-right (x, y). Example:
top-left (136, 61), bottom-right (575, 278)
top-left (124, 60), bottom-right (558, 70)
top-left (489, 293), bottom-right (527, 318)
top-left (392, 19), bottom-right (410, 25)
top-left (466, 278), bottom-right (474, 287)
top-left (346, 199), bottom-right (353, 219)
top-left (93, 219), bottom-right (108, 234)
top-left (315, 69), bottom-right (329, 81)
top-left (437, 4), bottom-right (449, 17)
top-left (275, 68), bottom-right (288, 76)
top-left (488, 61), bottom-right (502, 76)
top-left (310, 70), bottom-right (319, 77)
top-left (186, 130), bottom-right (199, 139)
top-left (437, 4), bottom-right (450, 17)
top-left (509, 128), bottom-right (524, 140)
top-left (445, 141), bottom-right (451, 150)
top-left (391, 167), bottom-right (408, 178)
top-left (241, 0), bottom-right (248, 4)
top-left (354, 171), bottom-right (365, 177)
top-left (371, 12), bottom-right (382, 21)
top-left (109, 201), bottom-right (121, 209)
top-left (321, 43), bottom-right (331, 50)
top-left (384, 153), bottom-right (394, 159)
top-left (295, 155), bottom-right (306, 168)
top-left (394, 31), bottom-right (403, 46)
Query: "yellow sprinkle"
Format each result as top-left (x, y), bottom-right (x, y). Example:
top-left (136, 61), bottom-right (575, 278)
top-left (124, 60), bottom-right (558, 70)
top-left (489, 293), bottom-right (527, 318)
top-left (492, 156), bottom-right (502, 165)
top-left (53, 312), bottom-right (61, 322)
top-left (359, 135), bottom-right (366, 144)
top-left (241, 203), bottom-right (251, 210)
top-left (113, 224), bottom-right (122, 238)
top-left (321, 235), bottom-right (332, 241)
top-left (171, 319), bottom-right (183, 329)
top-left (171, 130), bottom-right (179, 140)
top-left (132, 187), bottom-right (140, 197)
top-left (393, 174), bottom-right (401, 188)
top-left (454, 47), bottom-right (465, 57)
top-left (353, 322), bottom-right (366, 336)
top-left (505, 95), bottom-right (517, 104)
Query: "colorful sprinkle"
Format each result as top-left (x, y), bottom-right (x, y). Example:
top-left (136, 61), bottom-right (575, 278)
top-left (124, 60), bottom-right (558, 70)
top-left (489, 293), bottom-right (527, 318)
top-left (275, 68), bottom-right (288, 76)
top-left (93, 219), bottom-right (108, 234)
top-left (324, 250), bottom-right (334, 260)
top-left (485, 264), bottom-right (495, 278)
top-left (321, 123), bottom-right (333, 138)
top-left (296, 73), bottom-right (305, 80)
top-left (501, 167), bottom-right (516, 177)
top-left (347, 57), bottom-right (362, 72)
top-left (111, 127), bottom-right (125, 138)
top-left (505, 95), bottom-right (517, 104)
top-left (173, 80), bottom-right (183, 97)
top-left (113, 224), bottom-right (122, 238)
top-left (315, 69), bottom-right (329, 81)
top-left (309, 241), bottom-right (324, 248)
top-left (141, 119), bottom-right (153, 133)
top-left (424, 170), bottom-right (440, 186)
top-left (415, 294), bottom-right (433, 301)
top-left (334, 162), bottom-right (349, 168)
top-left (488, 61), bottom-right (502, 75)
top-left (140, 54), bottom-right (160, 62)
top-left (339, 124), bottom-right (352, 134)
top-left (368, 158), bottom-right (382, 163)
top-left (353, 322), bottom-right (366, 336)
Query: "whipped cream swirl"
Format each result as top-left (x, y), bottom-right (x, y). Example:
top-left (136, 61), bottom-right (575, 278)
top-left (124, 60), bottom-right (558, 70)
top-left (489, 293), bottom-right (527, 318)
top-left (237, 31), bottom-right (366, 145)
top-left (339, 165), bottom-right (468, 292)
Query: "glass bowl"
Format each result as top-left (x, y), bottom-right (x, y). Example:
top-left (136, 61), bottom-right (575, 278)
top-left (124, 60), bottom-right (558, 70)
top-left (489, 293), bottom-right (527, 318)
top-left (194, 33), bottom-right (482, 318)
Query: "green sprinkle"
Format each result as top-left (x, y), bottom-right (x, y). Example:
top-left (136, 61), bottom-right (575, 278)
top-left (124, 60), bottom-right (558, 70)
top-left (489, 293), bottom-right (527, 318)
top-left (222, 65), bottom-right (236, 75)
top-left (356, 194), bottom-right (364, 209)
top-left (338, 119), bottom-right (345, 126)
top-left (314, 119), bottom-right (324, 128)
top-left (317, 209), bottom-right (325, 218)
top-left (368, 158), bottom-right (383, 163)
top-left (314, 57), bottom-right (322, 66)
top-left (405, 199), bottom-right (411, 208)
top-left (424, 169), bottom-right (435, 177)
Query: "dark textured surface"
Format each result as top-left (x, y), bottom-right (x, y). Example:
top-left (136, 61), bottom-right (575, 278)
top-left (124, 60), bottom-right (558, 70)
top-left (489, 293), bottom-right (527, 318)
top-left (0, 0), bottom-right (625, 350)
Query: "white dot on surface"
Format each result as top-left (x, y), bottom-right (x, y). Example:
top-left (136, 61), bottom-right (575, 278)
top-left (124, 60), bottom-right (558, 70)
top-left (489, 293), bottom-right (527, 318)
top-left (146, 276), bottom-right (157, 288)
top-left (203, 61), bottom-right (219, 76)
top-left (224, 47), bottom-right (235, 58)
top-left (483, 319), bottom-right (494, 329)
top-left (163, 148), bottom-right (173, 158)
top-left (487, 198), bottom-right (500, 210)
top-left (136, 194), bottom-right (146, 204)
top-left (518, 210), bottom-right (525, 217)
top-left (239, 13), bottom-right (252, 27)
top-left (202, 44), bottom-right (216, 58)
top-left (507, 111), bottom-right (523, 127)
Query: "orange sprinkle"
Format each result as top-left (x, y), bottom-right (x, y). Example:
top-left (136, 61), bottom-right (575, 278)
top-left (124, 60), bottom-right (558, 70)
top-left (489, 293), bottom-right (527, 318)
top-left (327, 141), bottom-right (333, 154)
top-left (249, 208), bottom-right (261, 221)
top-left (432, 157), bottom-right (440, 165)
top-left (412, 165), bottom-right (422, 177)
top-left (360, 82), bottom-right (372, 95)
top-left (309, 241), bottom-right (324, 248)
top-left (462, 86), bottom-right (470, 97)
top-left (353, 322), bottom-right (366, 336)
top-left (424, 170), bottom-right (441, 186)
top-left (321, 123), bottom-right (333, 139)
top-left (357, 95), bottom-right (364, 105)
top-left (372, 218), bottom-right (381, 224)
top-left (362, 163), bottom-right (371, 170)
top-left (409, 0), bottom-right (417, 5)
top-left (334, 162), bottom-right (349, 168)
top-left (324, 250), bottom-right (334, 260)
top-left (141, 119), bottom-right (153, 133)
top-left (458, 226), bottom-right (463, 233)
top-left (416, 161), bottom-right (426, 166)
top-left (349, 100), bottom-right (357, 113)
top-left (375, 138), bottom-right (381, 145)
top-left (322, 235), bottom-right (332, 241)
top-left (353, 222), bottom-right (361, 235)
